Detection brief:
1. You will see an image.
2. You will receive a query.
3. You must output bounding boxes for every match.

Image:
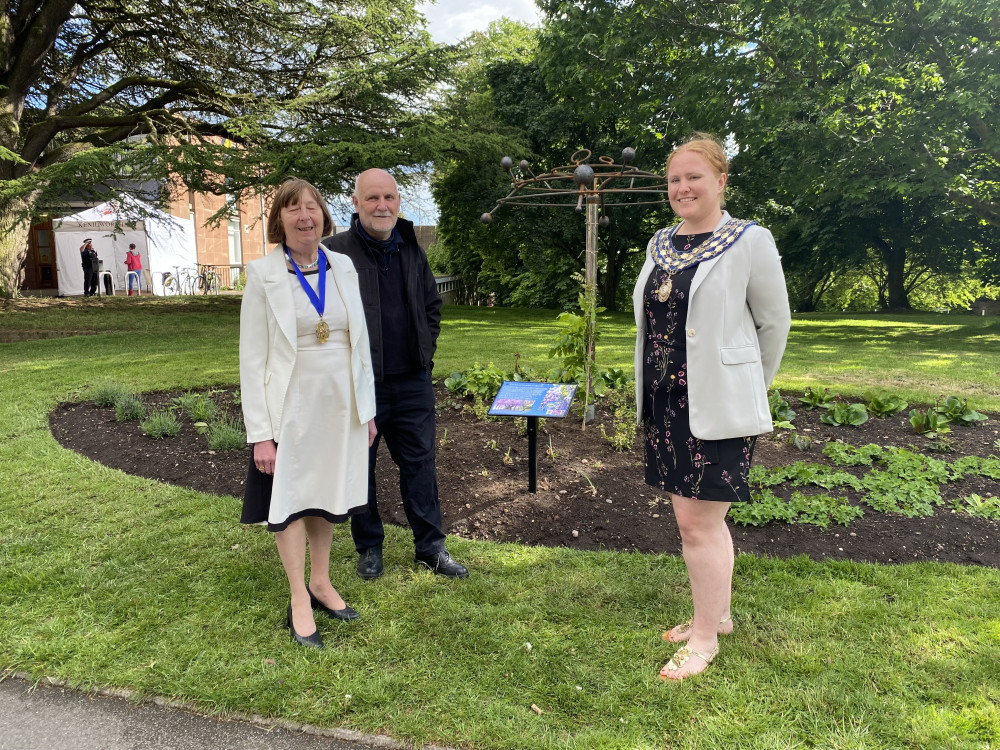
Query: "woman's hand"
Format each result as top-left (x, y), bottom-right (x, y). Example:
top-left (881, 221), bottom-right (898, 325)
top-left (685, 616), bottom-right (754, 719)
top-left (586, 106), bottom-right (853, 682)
top-left (253, 440), bottom-right (277, 475)
top-left (367, 419), bottom-right (377, 447)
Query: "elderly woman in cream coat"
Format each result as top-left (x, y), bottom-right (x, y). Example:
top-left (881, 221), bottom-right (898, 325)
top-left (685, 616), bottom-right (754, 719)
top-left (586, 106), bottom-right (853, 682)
top-left (633, 134), bottom-right (791, 680)
top-left (240, 178), bottom-right (376, 650)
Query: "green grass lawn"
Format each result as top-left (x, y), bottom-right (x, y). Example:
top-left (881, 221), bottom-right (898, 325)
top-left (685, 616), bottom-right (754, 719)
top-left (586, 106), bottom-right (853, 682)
top-left (1, 296), bottom-right (999, 749)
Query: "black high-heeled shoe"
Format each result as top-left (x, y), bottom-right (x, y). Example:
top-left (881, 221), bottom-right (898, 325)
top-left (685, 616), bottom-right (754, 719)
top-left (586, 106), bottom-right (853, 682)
top-left (286, 604), bottom-right (323, 649)
top-left (308, 586), bottom-right (360, 621)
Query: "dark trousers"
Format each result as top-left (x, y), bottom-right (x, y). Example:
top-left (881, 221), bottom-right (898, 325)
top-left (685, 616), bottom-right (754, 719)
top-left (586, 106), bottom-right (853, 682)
top-left (352, 368), bottom-right (446, 557)
top-left (83, 267), bottom-right (98, 295)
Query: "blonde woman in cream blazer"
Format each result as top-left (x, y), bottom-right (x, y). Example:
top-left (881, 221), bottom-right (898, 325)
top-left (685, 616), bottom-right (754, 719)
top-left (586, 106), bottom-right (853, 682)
top-left (633, 135), bottom-right (790, 681)
top-left (239, 178), bottom-right (376, 650)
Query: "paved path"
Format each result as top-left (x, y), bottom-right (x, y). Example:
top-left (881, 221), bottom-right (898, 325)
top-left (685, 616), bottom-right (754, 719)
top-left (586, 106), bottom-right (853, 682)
top-left (0, 677), bottom-right (415, 750)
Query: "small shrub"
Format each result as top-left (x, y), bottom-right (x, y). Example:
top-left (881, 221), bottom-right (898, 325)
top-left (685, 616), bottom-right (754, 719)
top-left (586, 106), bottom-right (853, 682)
top-left (114, 395), bottom-right (145, 422)
top-left (768, 390), bottom-right (796, 428)
top-left (949, 494), bottom-right (1000, 521)
top-left (445, 362), bottom-right (509, 400)
top-left (821, 401), bottom-right (869, 427)
top-left (865, 391), bottom-right (908, 418)
top-left (207, 417), bottom-right (248, 451)
top-left (91, 379), bottom-right (133, 407)
top-left (909, 408), bottom-right (951, 437)
top-left (599, 387), bottom-right (637, 452)
top-left (934, 395), bottom-right (987, 426)
top-left (799, 386), bottom-right (837, 410)
top-left (141, 410), bottom-right (181, 439)
top-left (172, 391), bottom-right (218, 422)
top-left (789, 434), bottom-right (813, 451)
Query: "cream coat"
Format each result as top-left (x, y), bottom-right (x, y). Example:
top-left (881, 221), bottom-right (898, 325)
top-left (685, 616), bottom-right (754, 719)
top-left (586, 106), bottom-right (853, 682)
top-left (240, 246), bottom-right (376, 445)
top-left (632, 212), bottom-right (791, 440)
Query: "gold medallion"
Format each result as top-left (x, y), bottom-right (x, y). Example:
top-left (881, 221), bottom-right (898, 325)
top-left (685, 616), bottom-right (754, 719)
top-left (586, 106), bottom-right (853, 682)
top-left (316, 318), bottom-right (330, 344)
top-left (656, 277), bottom-right (673, 303)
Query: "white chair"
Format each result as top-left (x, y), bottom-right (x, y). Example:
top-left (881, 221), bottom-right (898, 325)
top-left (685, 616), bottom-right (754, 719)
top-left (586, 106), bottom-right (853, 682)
top-left (125, 271), bottom-right (140, 296)
top-left (97, 270), bottom-right (115, 296)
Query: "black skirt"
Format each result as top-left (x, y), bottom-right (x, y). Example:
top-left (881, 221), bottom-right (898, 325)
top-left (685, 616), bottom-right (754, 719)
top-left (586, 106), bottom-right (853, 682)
top-left (241, 453), bottom-right (366, 532)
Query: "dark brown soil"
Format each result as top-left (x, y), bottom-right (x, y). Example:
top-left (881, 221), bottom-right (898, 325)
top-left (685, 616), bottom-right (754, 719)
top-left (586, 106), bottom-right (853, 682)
top-left (49, 385), bottom-right (1000, 567)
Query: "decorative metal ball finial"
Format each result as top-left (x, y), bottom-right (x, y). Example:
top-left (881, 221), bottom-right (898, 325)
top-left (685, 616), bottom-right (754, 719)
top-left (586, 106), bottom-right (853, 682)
top-left (599, 215), bottom-right (610, 228)
top-left (573, 164), bottom-right (595, 186)
top-left (519, 160), bottom-right (530, 171)
top-left (621, 147), bottom-right (636, 164)
top-left (500, 156), bottom-right (513, 172)
top-left (480, 213), bottom-right (493, 224)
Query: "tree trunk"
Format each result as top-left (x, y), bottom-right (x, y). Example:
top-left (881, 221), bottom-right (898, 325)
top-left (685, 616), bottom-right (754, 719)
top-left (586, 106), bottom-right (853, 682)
top-left (875, 237), bottom-right (911, 311)
top-left (0, 195), bottom-right (34, 299)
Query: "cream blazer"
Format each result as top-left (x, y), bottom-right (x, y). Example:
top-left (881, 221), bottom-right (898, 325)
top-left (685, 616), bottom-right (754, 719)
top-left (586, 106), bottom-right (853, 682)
top-left (240, 246), bottom-right (376, 445)
top-left (632, 212), bottom-right (791, 440)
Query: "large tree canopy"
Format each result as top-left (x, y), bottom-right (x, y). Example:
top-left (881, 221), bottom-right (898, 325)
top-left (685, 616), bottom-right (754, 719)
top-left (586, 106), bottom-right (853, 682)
top-left (545, 0), bottom-right (1000, 309)
top-left (0, 0), bottom-right (448, 296)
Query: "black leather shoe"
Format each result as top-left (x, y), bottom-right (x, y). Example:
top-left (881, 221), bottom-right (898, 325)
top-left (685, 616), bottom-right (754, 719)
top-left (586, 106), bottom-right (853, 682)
top-left (414, 550), bottom-right (468, 578)
top-left (356, 546), bottom-right (384, 580)
top-left (308, 586), bottom-right (360, 621)
top-left (286, 605), bottom-right (323, 649)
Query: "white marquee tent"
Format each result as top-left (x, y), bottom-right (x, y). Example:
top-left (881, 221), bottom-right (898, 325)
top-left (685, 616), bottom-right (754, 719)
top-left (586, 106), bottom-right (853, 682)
top-left (53, 196), bottom-right (198, 296)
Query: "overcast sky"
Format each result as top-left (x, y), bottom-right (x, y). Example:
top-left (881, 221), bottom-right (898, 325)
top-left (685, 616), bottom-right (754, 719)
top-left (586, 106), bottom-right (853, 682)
top-left (417, 0), bottom-right (542, 44)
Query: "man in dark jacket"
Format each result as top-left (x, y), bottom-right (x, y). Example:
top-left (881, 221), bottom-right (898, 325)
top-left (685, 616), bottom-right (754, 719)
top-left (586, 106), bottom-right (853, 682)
top-left (79, 238), bottom-right (99, 296)
top-left (323, 169), bottom-right (468, 579)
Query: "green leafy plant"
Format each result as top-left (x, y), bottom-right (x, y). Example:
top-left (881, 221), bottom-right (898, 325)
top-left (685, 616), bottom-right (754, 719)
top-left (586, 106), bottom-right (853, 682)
top-left (598, 367), bottom-right (632, 393)
top-left (207, 417), bottom-right (247, 451)
top-left (598, 387), bottom-right (637, 452)
top-left (934, 395), bottom-right (988, 425)
top-left (821, 400), bottom-right (869, 427)
top-left (949, 494), bottom-right (1000, 521)
top-left (768, 390), bottom-right (796, 428)
top-left (864, 390), bottom-right (908, 418)
top-left (90, 379), bottom-right (134, 408)
top-left (444, 362), bottom-right (508, 400)
top-left (799, 386), bottom-right (837, 410)
top-left (172, 391), bottom-right (218, 422)
top-left (909, 408), bottom-right (951, 437)
top-left (789, 434), bottom-right (813, 451)
top-left (729, 489), bottom-right (863, 528)
top-left (141, 410), bottom-right (181, 439)
top-left (114, 395), bottom-right (145, 422)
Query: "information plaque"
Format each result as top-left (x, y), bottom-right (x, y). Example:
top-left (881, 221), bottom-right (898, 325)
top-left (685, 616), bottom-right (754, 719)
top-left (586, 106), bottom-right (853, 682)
top-left (488, 381), bottom-right (577, 493)
top-left (488, 381), bottom-right (578, 418)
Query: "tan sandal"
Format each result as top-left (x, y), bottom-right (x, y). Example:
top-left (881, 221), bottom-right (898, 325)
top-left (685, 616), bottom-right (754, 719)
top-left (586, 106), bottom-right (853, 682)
top-left (659, 643), bottom-right (719, 681)
top-left (661, 615), bottom-right (732, 643)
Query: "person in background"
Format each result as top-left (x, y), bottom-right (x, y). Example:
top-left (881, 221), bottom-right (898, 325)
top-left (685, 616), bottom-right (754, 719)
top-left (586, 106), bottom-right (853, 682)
top-left (323, 168), bottom-right (468, 580)
top-left (239, 177), bottom-right (377, 649)
top-left (125, 243), bottom-right (143, 295)
top-left (632, 133), bottom-right (790, 680)
top-left (80, 239), bottom-right (99, 296)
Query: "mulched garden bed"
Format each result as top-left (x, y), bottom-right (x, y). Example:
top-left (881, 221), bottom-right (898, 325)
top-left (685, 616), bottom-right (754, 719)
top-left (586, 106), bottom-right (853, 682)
top-left (49, 384), bottom-right (1000, 568)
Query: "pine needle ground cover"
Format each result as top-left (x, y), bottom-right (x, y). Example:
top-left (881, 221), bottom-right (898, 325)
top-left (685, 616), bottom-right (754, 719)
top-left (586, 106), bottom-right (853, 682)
top-left (1, 297), bottom-right (998, 749)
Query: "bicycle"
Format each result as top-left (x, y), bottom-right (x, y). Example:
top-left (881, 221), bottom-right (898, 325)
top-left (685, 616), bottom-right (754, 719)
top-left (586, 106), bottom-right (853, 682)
top-left (160, 271), bottom-right (180, 295)
top-left (195, 265), bottom-right (221, 295)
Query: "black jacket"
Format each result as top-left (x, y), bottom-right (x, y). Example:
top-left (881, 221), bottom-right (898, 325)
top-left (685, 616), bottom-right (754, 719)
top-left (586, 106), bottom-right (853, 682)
top-left (323, 215), bottom-right (442, 382)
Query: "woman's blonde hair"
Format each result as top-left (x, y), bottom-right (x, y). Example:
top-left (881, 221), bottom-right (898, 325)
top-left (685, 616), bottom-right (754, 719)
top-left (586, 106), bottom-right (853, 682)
top-left (666, 132), bottom-right (728, 177)
top-left (266, 178), bottom-right (334, 245)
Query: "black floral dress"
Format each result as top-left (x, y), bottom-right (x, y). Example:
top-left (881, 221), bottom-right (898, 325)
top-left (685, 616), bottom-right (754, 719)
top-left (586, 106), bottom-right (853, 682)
top-left (642, 233), bottom-right (756, 502)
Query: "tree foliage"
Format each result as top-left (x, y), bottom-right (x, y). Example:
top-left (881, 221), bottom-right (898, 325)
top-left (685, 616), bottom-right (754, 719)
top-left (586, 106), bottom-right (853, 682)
top-left (526, 0), bottom-right (1000, 310)
top-left (0, 0), bottom-right (448, 296)
top-left (432, 17), bottom-right (677, 311)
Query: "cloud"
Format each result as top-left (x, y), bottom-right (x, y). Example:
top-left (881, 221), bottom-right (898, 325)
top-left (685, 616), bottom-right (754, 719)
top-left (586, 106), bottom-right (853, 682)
top-left (418, 0), bottom-right (541, 43)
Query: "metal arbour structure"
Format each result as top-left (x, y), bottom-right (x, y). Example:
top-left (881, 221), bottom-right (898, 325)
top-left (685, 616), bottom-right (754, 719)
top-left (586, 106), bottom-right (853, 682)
top-left (481, 147), bottom-right (671, 426)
